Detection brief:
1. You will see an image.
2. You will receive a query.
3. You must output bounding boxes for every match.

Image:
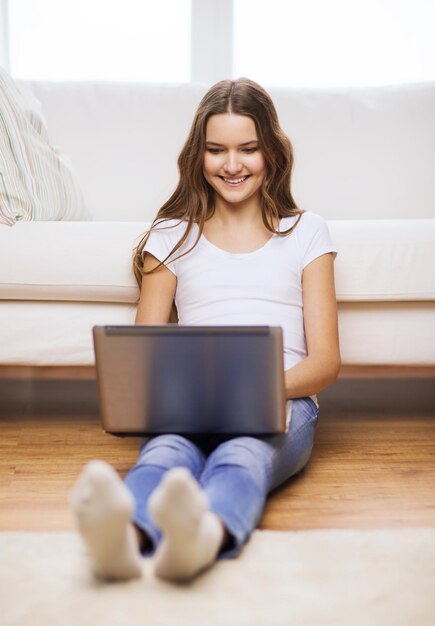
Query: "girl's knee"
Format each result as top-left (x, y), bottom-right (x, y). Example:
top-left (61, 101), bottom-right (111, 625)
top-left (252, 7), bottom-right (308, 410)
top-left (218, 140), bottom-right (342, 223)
top-left (204, 437), bottom-right (273, 489)
top-left (137, 434), bottom-right (204, 471)
top-left (208, 437), bottom-right (270, 465)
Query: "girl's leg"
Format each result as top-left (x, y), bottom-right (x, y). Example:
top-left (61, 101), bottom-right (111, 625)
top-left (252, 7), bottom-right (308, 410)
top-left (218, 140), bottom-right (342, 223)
top-left (148, 467), bottom-right (225, 580)
top-left (125, 434), bottom-right (225, 580)
top-left (200, 397), bottom-right (319, 557)
top-left (70, 434), bottom-right (206, 581)
top-left (70, 399), bottom-right (317, 580)
top-left (124, 434), bottom-right (206, 550)
top-left (70, 460), bottom-right (143, 581)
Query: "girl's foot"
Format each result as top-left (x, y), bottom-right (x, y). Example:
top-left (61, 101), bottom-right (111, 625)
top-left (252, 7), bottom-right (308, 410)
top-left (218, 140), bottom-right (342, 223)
top-left (149, 467), bottom-right (224, 581)
top-left (70, 460), bottom-right (142, 580)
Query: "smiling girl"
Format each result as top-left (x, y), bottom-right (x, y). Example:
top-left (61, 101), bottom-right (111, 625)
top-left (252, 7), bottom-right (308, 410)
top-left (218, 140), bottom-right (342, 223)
top-left (71, 78), bottom-right (340, 582)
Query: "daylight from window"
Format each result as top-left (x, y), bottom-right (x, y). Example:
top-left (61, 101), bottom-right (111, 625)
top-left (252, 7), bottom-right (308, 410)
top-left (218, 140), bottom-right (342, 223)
top-left (8, 0), bottom-right (191, 82)
top-left (234, 0), bottom-right (435, 87)
top-left (7, 0), bottom-right (435, 87)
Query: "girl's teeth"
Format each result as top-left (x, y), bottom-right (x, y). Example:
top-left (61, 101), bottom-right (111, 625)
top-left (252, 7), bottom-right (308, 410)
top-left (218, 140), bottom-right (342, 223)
top-left (223, 176), bottom-right (247, 184)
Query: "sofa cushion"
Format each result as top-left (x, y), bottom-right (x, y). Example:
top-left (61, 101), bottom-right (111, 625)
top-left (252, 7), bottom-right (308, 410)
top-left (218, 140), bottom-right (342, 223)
top-left (0, 221), bottom-right (146, 302)
top-left (19, 80), bottom-right (435, 222)
top-left (272, 82), bottom-right (435, 221)
top-left (0, 68), bottom-right (89, 226)
top-left (20, 80), bottom-right (208, 222)
top-left (0, 300), bottom-right (433, 366)
top-left (337, 301), bottom-right (435, 365)
top-left (0, 301), bottom-right (136, 365)
top-left (330, 219), bottom-right (435, 301)
top-left (0, 220), bottom-right (434, 304)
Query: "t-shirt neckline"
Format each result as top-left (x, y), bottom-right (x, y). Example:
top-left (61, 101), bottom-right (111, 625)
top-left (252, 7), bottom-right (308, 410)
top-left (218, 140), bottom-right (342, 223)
top-left (196, 218), bottom-right (285, 258)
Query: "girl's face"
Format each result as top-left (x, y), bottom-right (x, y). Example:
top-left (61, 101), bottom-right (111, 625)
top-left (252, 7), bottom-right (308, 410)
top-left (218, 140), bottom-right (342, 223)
top-left (203, 113), bottom-right (266, 209)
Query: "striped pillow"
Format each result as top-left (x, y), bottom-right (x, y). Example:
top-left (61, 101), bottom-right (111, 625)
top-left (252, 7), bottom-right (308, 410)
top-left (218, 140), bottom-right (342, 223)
top-left (0, 67), bottom-right (89, 226)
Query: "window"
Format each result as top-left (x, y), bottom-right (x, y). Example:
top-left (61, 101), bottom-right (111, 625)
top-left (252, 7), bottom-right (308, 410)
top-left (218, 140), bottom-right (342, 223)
top-left (8, 0), bottom-right (191, 82)
top-left (233, 0), bottom-right (435, 87)
top-left (3, 0), bottom-right (435, 87)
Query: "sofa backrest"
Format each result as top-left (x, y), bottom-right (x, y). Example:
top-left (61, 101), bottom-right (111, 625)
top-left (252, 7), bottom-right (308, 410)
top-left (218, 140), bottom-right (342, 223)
top-left (20, 80), bottom-right (435, 222)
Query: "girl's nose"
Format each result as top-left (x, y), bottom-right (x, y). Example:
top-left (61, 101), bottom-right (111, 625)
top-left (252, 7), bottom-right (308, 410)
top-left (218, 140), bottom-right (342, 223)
top-left (223, 152), bottom-right (243, 174)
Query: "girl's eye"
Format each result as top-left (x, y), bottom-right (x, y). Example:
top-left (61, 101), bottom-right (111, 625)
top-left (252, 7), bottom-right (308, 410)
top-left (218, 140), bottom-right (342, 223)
top-left (206, 147), bottom-right (259, 154)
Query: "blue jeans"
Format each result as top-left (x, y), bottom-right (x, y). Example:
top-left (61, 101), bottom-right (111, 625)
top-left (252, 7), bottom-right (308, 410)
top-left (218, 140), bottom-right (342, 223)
top-left (124, 397), bottom-right (319, 558)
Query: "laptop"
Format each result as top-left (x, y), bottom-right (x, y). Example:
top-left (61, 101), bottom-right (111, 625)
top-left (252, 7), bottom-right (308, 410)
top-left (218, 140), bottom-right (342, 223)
top-left (93, 325), bottom-right (287, 435)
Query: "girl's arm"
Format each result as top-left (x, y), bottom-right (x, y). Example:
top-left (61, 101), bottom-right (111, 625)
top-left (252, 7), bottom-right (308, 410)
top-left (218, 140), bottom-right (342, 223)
top-left (284, 252), bottom-right (341, 398)
top-left (135, 253), bottom-right (177, 324)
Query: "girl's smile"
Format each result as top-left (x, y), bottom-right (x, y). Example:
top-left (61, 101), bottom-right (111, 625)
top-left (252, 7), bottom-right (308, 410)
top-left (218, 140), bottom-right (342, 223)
top-left (203, 113), bottom-right (265, 208)
top-left (220, 175), bottom-right (250, 186)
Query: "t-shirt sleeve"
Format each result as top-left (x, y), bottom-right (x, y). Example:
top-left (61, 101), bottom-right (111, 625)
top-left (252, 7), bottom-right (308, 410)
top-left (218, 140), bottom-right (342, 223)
top-left (142, 221), bottom-right (179, 275)
top-left (298, 212), bottom-right (337, 269)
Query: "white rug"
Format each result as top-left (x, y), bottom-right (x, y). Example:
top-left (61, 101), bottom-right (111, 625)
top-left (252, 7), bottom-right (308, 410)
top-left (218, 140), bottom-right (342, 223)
top-left (1, 528), bottom-right (434, 626)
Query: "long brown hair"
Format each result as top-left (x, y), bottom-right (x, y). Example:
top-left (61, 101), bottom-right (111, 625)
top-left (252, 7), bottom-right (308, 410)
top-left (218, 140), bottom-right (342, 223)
top-left (133, 77), bottom-right (303, 287)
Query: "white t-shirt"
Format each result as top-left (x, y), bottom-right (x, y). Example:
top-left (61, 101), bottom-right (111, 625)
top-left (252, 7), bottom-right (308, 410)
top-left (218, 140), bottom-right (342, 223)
top-left (144, 211), bottom-right (337, 373)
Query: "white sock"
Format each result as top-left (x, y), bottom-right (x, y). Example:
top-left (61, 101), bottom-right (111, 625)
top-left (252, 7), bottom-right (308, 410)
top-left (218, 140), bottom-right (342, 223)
top-left (149, 467), bottom-right (224, 581)
top-left (70, 460), bottom-right (142, 581)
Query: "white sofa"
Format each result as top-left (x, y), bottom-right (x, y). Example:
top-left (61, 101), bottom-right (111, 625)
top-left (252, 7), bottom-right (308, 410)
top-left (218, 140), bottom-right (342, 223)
top-left (1, 80), bottom-right (435, 374)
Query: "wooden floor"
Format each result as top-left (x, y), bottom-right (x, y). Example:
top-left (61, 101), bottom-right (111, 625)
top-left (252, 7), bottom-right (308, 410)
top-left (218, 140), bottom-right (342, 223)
top-left (1, 407), bottom-right (434, 532)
